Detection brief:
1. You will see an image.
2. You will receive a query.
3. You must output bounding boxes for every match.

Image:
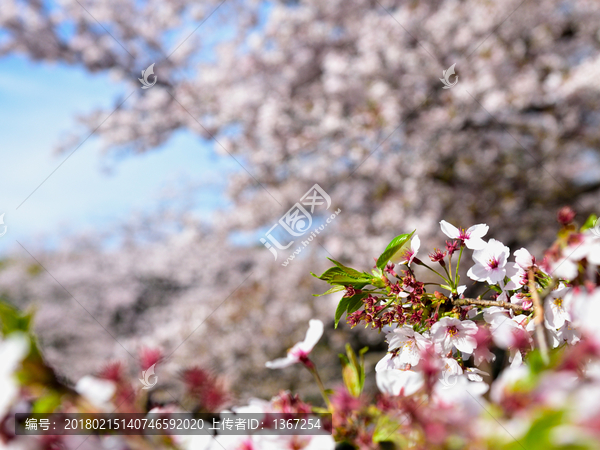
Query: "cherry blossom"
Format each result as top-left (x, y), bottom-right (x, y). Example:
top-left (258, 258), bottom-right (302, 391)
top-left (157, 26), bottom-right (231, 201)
top-left (376, 369), bottom-right (424, 397)
top-left (509, 248), bottom-right (536, 287)
top-left (465, 368), bottom-right (488, 382)
top-left (432, 375), bottom-right (489, 417)
top-left (514, 248), bottom-right (535, 270)
top-left (467, 239), bottom-right (511, 285)
top-left (570, 288), bottom-right (600, 344)
top-left (487, 314), bottom-right (534, 365)
top-left (430, 318), bottom-right (478, 354)
top-left (375, 353), bottom-right (406, 372)
top-left (258, 434), bottom-right (336, 450)
top-left (441, 357), bottom-right (463, 377)
top-left (266, 319), bottom-right (323, 369)
top-left (544, 285), bottom-right (572, 330)
top-left (75, 376), bottom-right (116, 408)
top-left (548, 322), bottom-right (581, 347)
top-left (0, 0), bottom-right (599, 402)
top-left (385, 325), bottom-right (429, 366)
top-left (0, 333), bottom-right (29, 419)
top-left (490, 364), bottom-right (529, 405)
top-left (440, 221), bottom-right (488, 250)
top-left (392, 235), bottom-right (421, 267)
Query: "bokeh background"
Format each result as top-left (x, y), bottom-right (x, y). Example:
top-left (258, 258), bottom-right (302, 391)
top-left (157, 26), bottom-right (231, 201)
top-left (0, 0), bottom-right (599, 404)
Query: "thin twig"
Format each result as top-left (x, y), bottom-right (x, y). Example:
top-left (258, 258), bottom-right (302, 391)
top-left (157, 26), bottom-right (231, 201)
top-left (453, 297), bottom-right (528, 313)
top-left (529, 269), bottom-right (549, 364)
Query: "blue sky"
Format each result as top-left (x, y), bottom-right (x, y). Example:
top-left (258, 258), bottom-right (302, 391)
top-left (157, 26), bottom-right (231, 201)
top-left (0, 55), bottom-right (236, 256)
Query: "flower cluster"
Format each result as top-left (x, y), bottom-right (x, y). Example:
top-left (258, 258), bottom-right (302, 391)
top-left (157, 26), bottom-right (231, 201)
top-left (1, 209), bottom-right (599, 449)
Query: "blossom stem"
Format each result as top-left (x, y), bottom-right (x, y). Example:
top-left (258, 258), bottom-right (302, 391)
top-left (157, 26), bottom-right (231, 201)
top-left (442, 264), bottom-right (452, 283)
top-left (452, 297), bottom-right (529, 314)
top-left (478, 287), bottom-right (493, 299)
top-left (454, 245), bottom-right (464, 287)
top-left (416, 261), bottom-right (450, 284)
top-left (307, 365), bottom-right (332, 410)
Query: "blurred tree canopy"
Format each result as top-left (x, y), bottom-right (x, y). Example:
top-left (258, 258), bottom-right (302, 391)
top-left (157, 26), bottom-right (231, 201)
top-left (1, 0), bottom-right (599, 398)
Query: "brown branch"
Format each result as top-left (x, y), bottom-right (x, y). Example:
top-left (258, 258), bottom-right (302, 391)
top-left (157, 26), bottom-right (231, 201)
top-left (529, 271), bottom-right (548, 363)
top-left (452, 297), bottom-right (529, 314)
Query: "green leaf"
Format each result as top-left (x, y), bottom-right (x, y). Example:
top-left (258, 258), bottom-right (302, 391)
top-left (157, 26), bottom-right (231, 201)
top-left (311, 406), bottom-right (330, 414)
top-left (313, 285), bottom-right (346, 297)
top-left (340, 344), bottom-right (369, 397)
top-left (581, 214), bottom-right (598, 232)
top-left (334, 293), bottom-right (367, 328)
top-left (326, 258), bottom-right (369, 279)
top-left (373, 414), bottom-right (408, 448)
top-left (311, 267), bottom-right (370, 288)
top-left (311, 266), bottom-right (346, 282)
top-left (0, 301), bottom-right (33, 336)
top-left (347, 293), bottom-right (368, 314)
top-left (489, 285), bottom-right (502, 294)
top-left (502, 410), bottom-right (589, 450)
top-left (32, 392), bottom-right (63, 413)
top-left (334, 297), bottom-right (352, 328)
top-left (358, 346), bottom-right (368, 388)
top-left (376, 231), bottom-right (415, 270)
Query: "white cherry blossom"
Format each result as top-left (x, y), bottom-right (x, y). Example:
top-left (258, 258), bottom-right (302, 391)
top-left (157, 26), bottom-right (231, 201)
top-left (75, 376), bottom-right (116, 408)
top-left (266, 319), bottom-right (323, 369)
top-left (376, 369), bottom-right (424, 397)
top-left (440, 221), bottom-right (489, 250)
top-left (0, 333), bottom-right (29, 419)
top-left (392, 235), bottom-right (421, 267)
top-left (385, 325), bottom-right (429, 366)
top-left (430, 318), bottom-right (478, 354)
top-left (467, 239), bottom-right (511, 285)
top-left (544, 285), bottom-right (572, 330)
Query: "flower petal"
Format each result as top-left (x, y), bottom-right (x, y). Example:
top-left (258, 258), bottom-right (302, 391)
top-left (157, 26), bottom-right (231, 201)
top-left (298, 319), bottom-right (324, 353)
top-left (411, 235), bottom-right (421, 254)
top-left (440, 220), bottom-right (460, 239)
top-left (265, 356), bottom-right (296, 369)
top-left (454, 335), bottom-right (477, 354)
top-left (467, 264), bottom-right (489, 282)
top-left (376, 370), bottom-right (424, 396)
top-left (466, 224), bottom-right (489, 239)
top-left (465, 237), bottom-right (487, 250)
